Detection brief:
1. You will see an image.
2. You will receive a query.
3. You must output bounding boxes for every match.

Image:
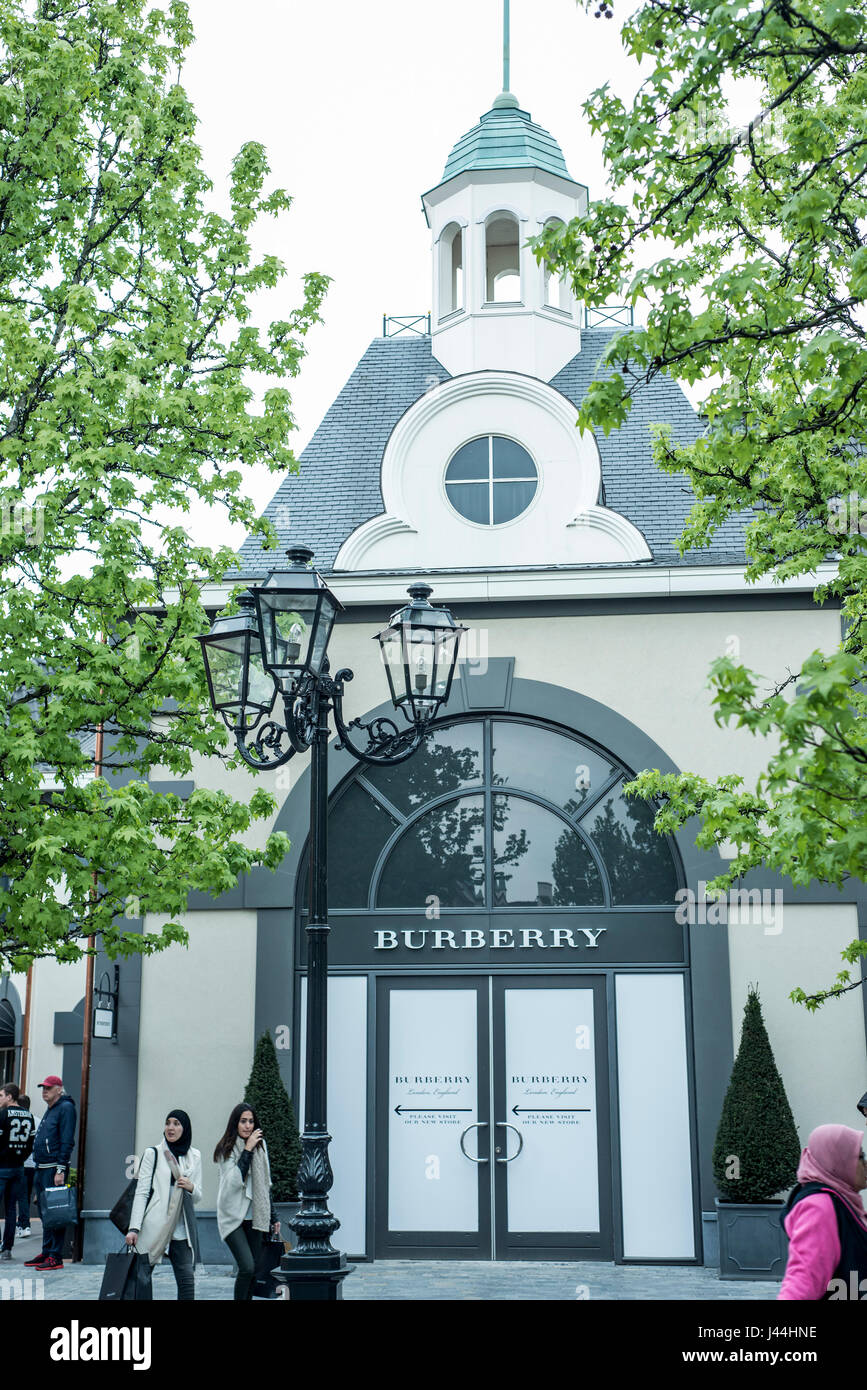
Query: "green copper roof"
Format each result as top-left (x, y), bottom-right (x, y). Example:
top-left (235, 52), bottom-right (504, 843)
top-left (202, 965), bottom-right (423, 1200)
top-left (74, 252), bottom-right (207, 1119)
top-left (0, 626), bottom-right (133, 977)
top-left (441, 93), bottom-right (572, 183)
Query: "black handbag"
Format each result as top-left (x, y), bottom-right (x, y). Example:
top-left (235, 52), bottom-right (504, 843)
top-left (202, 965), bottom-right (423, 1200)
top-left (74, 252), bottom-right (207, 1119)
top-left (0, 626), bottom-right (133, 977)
top-left (109, 1147), bottom-right (157, 1234)
top-left (252, 1236), bottom-right (285, 1299)
top-left (98, 1246), bottom-right (140, 1302)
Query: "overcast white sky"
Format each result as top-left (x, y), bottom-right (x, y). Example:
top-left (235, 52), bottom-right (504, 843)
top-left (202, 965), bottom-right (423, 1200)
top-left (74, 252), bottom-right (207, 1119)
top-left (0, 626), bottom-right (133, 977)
top-left (179, 0), bottom-right (648, 552)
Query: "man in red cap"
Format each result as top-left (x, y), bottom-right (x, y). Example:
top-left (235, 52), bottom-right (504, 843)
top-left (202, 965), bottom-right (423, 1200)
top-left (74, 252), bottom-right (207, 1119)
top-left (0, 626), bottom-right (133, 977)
top-left (23, 1076), bottom-right (76, 1272)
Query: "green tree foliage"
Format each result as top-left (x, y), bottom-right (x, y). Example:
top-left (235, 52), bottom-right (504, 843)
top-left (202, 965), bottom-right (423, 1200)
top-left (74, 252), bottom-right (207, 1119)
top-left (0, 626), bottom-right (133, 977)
top-left (713, 989), bottom-right (801, 1202)
top-left (0, 0), bottom-right (329, 968)
top-left (244, 1031), bottom-right (301, 1202)
top-left (536, 0), bottom-right (867, 1005)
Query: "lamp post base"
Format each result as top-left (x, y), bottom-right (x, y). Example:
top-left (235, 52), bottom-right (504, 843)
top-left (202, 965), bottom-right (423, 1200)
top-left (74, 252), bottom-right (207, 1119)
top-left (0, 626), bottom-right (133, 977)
top-left (275, 1254), bottom-right (354, 1301)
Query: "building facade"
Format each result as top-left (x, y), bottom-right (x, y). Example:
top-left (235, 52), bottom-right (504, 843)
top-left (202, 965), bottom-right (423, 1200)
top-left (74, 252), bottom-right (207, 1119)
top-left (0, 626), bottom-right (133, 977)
top-left (4, 88), bottom-right (866, 1266)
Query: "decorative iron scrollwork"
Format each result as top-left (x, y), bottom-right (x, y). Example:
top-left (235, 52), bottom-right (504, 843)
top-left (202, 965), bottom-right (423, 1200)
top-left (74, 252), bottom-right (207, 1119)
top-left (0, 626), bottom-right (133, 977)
top-left (332, 669), bottom-right (426, 765)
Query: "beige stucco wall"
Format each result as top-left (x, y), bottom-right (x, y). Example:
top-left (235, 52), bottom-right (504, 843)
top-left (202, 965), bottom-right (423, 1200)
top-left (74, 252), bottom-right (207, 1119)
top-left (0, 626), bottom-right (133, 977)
top-left (475, 605), bottom-right (840, 785)
top-left (10, 595), bottom-right (845, 1214)
top-left (189, 602), bottom-right (842, 847)
top-left (136, 910), bottom-right (257, 1206)
top-left (727, 903), bottom-right (865, 1145)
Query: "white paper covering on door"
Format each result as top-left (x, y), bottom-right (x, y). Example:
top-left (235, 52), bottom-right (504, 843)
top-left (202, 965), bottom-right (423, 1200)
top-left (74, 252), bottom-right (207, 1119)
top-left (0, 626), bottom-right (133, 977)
top-left (505, 988), bottom-right (600, 1233)
top-left (615, 974), bottom-right (695, 1258)
top-left (388, 990), bottom-right (479, 1233)
top-left (299, 975), bottom-right (367, 1256)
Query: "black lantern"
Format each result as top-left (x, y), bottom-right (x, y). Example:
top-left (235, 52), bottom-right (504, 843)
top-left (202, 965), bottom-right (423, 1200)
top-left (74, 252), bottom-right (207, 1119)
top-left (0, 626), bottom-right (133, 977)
top-left (375, 583), bottom-right (466, 724)
top-left (254, 546), bottom-right (344, 690)
top-left (198, 593), bottom-right (276, 731)
top-left (197, 545), bottom-right (468, 1301)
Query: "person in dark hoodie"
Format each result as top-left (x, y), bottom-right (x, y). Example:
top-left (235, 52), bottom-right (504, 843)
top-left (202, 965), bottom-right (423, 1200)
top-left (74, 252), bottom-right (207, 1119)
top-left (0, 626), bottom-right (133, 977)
top-left (857, 1090), bottom-right (867, 1122)
top-left (23, 1075), bottom-right (76, 1272)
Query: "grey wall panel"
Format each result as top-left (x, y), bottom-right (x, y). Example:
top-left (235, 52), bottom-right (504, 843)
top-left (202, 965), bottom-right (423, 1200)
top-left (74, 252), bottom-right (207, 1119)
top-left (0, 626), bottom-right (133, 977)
top-left (74, 947), bottom-right (143, 1211)
top-left (254, 909), bottom-right (294, 1099)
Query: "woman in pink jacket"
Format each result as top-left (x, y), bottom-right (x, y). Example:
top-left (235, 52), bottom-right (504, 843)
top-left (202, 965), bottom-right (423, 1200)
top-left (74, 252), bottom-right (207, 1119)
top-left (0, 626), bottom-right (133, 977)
top-left (778, 1124), bottom-right (867, 1300)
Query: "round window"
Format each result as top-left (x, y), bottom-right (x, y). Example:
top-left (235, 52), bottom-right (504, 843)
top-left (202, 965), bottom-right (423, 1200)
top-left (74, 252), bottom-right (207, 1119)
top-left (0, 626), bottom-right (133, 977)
top-left (444, 436), bottom-right (537, 526)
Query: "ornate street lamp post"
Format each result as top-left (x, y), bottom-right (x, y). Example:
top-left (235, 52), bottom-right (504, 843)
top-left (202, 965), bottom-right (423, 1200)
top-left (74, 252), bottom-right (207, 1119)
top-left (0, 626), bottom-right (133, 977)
top-left (199, 547), bottom-right (465, 1300)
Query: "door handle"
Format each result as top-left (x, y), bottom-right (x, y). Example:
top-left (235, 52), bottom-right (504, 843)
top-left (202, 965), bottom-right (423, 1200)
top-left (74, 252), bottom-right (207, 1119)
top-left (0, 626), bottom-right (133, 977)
top-left (495, 1121), bottom-right (524, 1163)
top-left (459, 1122), bottom-right (489, 1163)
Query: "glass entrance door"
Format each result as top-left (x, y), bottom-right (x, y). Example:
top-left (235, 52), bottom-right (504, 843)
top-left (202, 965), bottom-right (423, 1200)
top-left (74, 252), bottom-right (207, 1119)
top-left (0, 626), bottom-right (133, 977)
top-left (375, 976), bottom-right (491, 1258)
top-left (492, 974), bottom-right (611, 1258)
top-left (375, 975), bottom-right (611, 1259)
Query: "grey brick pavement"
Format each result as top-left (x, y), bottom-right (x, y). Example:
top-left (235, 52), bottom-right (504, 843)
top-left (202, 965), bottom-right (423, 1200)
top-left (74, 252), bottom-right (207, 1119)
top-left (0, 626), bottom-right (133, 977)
top-left (0, 1241), bottom-right (780, 1300)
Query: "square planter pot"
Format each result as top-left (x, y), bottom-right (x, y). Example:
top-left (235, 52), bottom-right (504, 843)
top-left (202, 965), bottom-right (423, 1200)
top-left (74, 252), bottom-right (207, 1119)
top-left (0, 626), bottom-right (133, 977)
top-left (716, 1198), bottom-right (788, 1280)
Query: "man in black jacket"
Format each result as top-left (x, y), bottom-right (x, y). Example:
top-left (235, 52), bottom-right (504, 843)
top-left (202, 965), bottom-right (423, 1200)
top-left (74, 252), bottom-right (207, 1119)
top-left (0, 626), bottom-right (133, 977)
top-left (24, 1075), bottom-right (76, 1272)
top-left (0, 1082), bottom-right (35, 1259)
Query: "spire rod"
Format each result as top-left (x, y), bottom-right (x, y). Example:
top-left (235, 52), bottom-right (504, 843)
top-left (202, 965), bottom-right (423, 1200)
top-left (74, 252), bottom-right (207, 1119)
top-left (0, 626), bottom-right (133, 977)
top-left (503, 0), bottom-right (510, 93)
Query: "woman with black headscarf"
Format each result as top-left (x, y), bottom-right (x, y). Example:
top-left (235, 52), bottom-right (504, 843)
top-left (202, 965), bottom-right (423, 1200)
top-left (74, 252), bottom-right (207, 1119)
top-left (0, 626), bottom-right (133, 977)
top-left (125, 1110), bottom-right (202, 1300)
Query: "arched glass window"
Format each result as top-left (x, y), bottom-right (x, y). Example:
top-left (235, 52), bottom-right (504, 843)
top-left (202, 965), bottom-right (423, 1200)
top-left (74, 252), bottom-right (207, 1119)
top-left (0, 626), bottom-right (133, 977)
top-left (543, 218), bottom-right (570, 312)
top-left (445, 436), bottom-right (537, 526)
top-left (297, 718), bottom-right (681, 913)
top-left (491, 795), bottom-right (603, 906)
top-left (439, 223), bottom-right (463, 318)
top-left (379, 796), bottom-right (486, 908)
top-left (0, 998), bottom-right (17, 1086)
top-left (485, 213), bottom-right (521, 302)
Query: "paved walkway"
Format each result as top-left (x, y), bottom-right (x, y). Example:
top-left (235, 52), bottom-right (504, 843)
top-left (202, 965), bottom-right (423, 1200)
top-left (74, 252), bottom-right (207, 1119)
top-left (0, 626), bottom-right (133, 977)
top-left (0, 1240), bottom-right (779, 1300)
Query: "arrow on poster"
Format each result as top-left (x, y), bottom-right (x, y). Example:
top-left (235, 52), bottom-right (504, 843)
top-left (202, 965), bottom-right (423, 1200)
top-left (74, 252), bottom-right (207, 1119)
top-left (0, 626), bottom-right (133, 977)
top-left (512, 1105), bottom-right (591, 1114)
top-left (394, 1105), bottom-right (473, 1115)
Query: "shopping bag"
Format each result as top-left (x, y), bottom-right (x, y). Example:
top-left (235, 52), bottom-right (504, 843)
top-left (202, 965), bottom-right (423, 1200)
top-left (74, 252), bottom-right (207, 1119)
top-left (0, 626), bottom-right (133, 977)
top-left (40, 1183), bottom-right (78, 1229)
top-left (98, 1247), bottom-right (139, 1302)
top-left (252, 1236), bottom-right (285, 1299)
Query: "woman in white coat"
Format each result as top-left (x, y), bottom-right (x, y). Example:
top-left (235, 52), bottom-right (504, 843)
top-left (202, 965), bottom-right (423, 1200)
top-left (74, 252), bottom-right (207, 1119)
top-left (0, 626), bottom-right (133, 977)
top-left (214, 1101), bottom-right (280, 1300)
top-left (125, 1109), bottom-right (202, 1300)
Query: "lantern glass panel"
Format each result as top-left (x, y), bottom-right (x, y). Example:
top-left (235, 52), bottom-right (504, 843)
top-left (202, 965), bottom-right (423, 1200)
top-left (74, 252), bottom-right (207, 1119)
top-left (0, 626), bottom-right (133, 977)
top-left (377, 625), bottom-right (405, 706)
top-left (245, 649), bottom-right (276, 726)
top-left (433, 630), bottom-right (460, 698)
top-left (308, 592), bottom-right (340, 677)
top-left (258, 593), bottom-right (319, 675)
top-left (409, 630), bottom-right (436, 700)
top-left (206, 635), bottom-right (246, 710)
top-left (407, 629), bottom-right (439, 718)
top-left (200, 608), bottom-right (275, 730)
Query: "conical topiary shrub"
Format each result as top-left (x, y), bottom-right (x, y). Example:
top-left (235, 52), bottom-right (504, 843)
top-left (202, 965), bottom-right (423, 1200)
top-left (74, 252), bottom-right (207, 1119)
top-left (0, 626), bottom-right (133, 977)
top-left (713, 987), bottom-right (801, 1203)
top-left (244, 1031), bottom-right (302, 1201)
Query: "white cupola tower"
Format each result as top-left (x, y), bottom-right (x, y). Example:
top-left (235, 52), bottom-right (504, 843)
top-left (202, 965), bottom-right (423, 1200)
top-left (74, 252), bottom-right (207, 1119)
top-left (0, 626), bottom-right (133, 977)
top-left (422, 81), bottom-right (588, 379)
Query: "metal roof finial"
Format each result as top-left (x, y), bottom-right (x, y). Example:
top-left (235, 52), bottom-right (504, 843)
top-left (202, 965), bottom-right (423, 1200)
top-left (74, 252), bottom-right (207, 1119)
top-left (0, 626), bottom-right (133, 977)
top-left (503, 0), bottom-right (510, 94)
top-left (492, 0), bottom-right (520, 109)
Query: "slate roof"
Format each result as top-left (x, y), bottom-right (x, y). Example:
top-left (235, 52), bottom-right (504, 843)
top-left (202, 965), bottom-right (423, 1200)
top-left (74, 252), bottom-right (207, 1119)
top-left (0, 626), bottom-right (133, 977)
top-left (236, 329), bottom-right (748, 577)
top-left (439, 97), bottom-right (573, 185)
top-left (550, 333), bottom-right (750, 565)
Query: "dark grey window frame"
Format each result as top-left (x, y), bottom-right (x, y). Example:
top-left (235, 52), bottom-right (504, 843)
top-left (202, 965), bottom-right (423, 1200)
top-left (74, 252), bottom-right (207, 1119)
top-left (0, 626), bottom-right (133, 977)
top-left (298, 714), bottom-right (683, 916)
